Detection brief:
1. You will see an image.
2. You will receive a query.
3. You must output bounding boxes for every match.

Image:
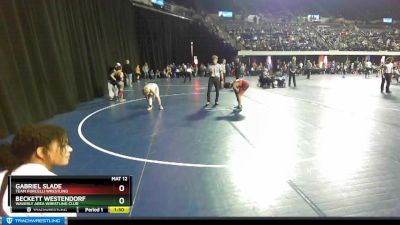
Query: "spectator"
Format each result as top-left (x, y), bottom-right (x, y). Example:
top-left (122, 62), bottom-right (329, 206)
top-left (150, 69), bottom-right (155, 79)
top-left (322, 62), bottom-right (326, 75)
top-left (194, 65), bottom-right (198, 77)
top-left (259, 68), bottom-right (275, 88)
top-left (107, 67), bottom-right (118, 101)
top-left (142, 63), bottom-right (149, 79)
top-left (275, 72), bottom-right (286, 88)
top-left (233, 58), bottom-right (241, 79)
top-left (221, 59), bottom-right (226, 88)
top-left (112, 63), bottom-right (125, 102)
top-left (176, 66), bottom-right (181, 78)
top-left (172, 63), bottom-right (177, 78)
top-left (209, 15), bottom-right (399, 52)
top-left (365, 60), bottom-right (372, 78)
top-left (288, 57), bottom-right (297, 87)
top-left (240, 63), bottom-right (246, 77)
top-left (199, 64), bottom-right (206, 77)
top-left (123, 59), bottom-right (133, 87)
top-left (331, 60), bottom-right (336, 74)
top-left (306, 60), bottom-right (312, 79)
top-left (184, 64), bottom-right (192, 83)
top-left (381, 57), bottom-right (393, 94)
top-left (225, 60), bottom-right (232, 77)
top-left (393, 67), bottom-right (400, 84)
top-left (155, 69), bottom-right (161, 79)
top-left (299, 61), bottom-right (304, 74)
top-left (166, 66), bottom-right (172, 79)
top-left (135, 64), bottom-right (141, 81)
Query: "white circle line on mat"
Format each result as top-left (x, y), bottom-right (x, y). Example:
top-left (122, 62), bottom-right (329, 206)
top-left (78, 92), bottom-right (229, 168)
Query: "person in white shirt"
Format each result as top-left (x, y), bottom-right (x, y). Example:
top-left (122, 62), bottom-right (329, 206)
top-left (0, 124), bottom-right (75, 217)
top-left (381, 57), bottom-right (394, 94)
top-left (206, 55), bottom-right (223, 106)
top-left (142, 63), bottom-right (149, 79)
top-left (143, 83), bottom-right (164, 111)
top-left (184, 64), bottom-right (192, 83)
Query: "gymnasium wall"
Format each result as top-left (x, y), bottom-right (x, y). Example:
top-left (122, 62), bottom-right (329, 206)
top-left (0, 0), bottom-right (233, 138)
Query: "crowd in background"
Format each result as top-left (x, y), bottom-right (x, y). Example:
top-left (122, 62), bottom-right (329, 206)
top-left (226, 22), bottom-right (326, 51)
top-left (107, 57), bottom-right (400, 99)
top-left (252, 58), bottom-right (400, 76)
top-left (204, 15), bottom-right (400, 52)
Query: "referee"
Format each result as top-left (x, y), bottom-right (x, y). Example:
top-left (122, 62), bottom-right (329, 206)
top-left (206, 55), bottom-right (223, 106)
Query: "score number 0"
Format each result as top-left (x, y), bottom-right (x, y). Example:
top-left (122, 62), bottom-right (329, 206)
top-left (119, 185), bottom-right (125, 204)
top-left (113, 176), bottom-right (128, 205)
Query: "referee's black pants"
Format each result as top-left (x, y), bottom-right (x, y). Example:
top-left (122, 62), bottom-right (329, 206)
top-left (207, 76), bottom-right (220, 103)
top-left (381, 73), bottom-right (392, 93)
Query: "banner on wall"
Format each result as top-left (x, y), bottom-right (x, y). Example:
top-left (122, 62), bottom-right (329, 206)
top-left (318, 55), bottom-right (327, 67)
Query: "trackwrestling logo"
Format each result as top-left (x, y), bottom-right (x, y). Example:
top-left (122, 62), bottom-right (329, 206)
top-left (2, 217), bottom-right (64, 225)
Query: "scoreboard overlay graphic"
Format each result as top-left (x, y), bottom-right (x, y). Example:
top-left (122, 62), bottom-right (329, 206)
top-left (8, 176), bottom-right (132, 214)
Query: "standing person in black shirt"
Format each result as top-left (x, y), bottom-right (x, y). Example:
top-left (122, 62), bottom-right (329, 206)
top-left (123, 60), bottom-right (134, 87)
top-left (233, 57), bottom-right (241, 79)
top-left (107, 67), bottom-right (118, 101)
top-left (288, 57), bottom-right (297, 87)
top-left (306, 60), bottom-right (312, 79)
top-left (112, 63), bottom-right (125, 102)
top-left (381, 57), bottom-right (394, 94)
top-left (225, 60), bottom-right (232, 78)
